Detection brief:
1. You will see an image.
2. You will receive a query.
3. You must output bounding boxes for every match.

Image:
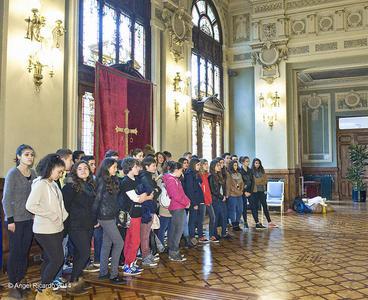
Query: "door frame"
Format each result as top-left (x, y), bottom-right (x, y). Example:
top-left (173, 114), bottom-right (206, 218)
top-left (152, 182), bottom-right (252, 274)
top-left (336, 116), bottom-right (368, 200)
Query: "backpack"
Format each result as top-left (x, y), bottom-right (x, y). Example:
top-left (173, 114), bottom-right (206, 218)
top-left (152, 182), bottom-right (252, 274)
top-left (159, 184), bottom-right (171, 208)
top-left (293, 197), bottom-right (312, 214)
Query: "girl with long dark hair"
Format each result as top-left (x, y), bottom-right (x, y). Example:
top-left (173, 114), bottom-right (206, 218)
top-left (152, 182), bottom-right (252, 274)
top-left (209, 159), bottom-right (229, 239)
top-left (94, 158), bottom-right (124, 283)
top-left (26, 154), bottom-right (68, 300)
top-left (250, 158), bottom-right (278, 229)
top-left (2, 144), bottom-right (36, 298)
top-left (62, 161), bottom-right (96, 293)
top-left (225, 160), bottom-right (244, 231)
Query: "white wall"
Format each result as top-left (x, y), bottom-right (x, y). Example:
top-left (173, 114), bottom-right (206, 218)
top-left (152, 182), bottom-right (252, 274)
top-left (0, 0), bottom-right (66, 176)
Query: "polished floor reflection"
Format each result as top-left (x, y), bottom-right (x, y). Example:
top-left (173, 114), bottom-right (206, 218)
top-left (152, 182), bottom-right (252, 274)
top-left (1, 202), bottom-right (368, 299)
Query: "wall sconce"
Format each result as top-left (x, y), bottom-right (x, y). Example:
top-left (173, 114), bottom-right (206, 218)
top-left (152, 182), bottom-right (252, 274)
top-left (172, 72), bottom-right (190, 119)
top-left (258, 91), bottom-right (280, 129)
top-left (25, 5), bottom-right (65, 91)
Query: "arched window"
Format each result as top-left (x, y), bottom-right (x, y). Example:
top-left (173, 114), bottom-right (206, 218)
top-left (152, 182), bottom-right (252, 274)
top-left (191, 0), bottom-right (223, 160)
top-left (78, 0), bottom-right (151, 154)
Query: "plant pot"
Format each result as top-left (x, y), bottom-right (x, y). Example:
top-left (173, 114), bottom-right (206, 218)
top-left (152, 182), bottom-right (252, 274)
top-left (360, 190), bottom-right (366, 202)
top-left (352, 190), bottom-right (366, 202)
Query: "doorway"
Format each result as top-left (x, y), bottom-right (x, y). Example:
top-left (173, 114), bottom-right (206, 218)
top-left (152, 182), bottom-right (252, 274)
top-left (337, 116), bottom-right (368, 199)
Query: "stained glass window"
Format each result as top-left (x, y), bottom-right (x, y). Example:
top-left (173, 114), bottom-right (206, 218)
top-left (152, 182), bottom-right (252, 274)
top-left (119, 13), bottom-right (132, 64)
top-left (80, 0), bottom-right (149, 78)
top-left (134, 22), bottom-right (145, 76)
top-left (199, 57), bottom-right (206, 98)
top-left (207, 61), bottom-right (213, 96)
top-left (200, 17), bottom-right (213, 37)
top-left (202, 119), bottom-right (213, 161)
top-left (81, 92), bottom-right (95, 155)
top-left (102, 4), bottom-right (116, 65)
top-left (214, 65), bottom-right (220, 98)
top-left (192, 53), bottom-right (199, 98)
top-left (82, 0), bottom-right (99, 66)
top-left (191, 0), bottom-right (223, 158)
top-left (192, 116), bottom-right (198, 155)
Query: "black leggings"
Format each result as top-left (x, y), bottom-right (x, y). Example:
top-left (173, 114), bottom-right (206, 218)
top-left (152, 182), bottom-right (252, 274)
top-left (249, 192), bottom-right (272, 223)
top-left (7, 220), bottom-right (33, 284)
top-left (35, 232), bottom-right (64, 286)
top-left (69, 229), bottom-right (93, 281)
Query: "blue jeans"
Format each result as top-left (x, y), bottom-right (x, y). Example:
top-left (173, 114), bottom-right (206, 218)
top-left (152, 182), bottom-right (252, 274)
top-left (227, 196), bottom-right (243, 224)
top-left (213, 199), bottom-right (227, 237)
top-left (189, 204), bottom-right (205, 238)
top-left (93, 226), bottom-right (103, 263)
top-left (158, 216), bottom-right (171, 246)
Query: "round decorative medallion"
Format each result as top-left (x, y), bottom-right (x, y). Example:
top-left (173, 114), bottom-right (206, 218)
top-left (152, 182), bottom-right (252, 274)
top-left (344, 91), bottom-right (360, 108)
top-left (347, 12), bottom-right (362, 28)
top-left (259, 46), bottom-right (279, 66)
top-left (308, 94), bottom-right (322, 109)
top-left (292, 20), bottom-right (305, 35)
top-left (319, 16), bottom-right (333, 32)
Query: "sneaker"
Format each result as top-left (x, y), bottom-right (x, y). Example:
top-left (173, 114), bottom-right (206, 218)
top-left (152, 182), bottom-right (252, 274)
top-left (244, 222), bottom-right (249, 229)
top-left (198, 237), bottom-right (210, 243)
top-left (93, 262), bottom-right (100, 267)
top-left (52, 278), bottom-right (68, 291)
top-left (169, 254), bottom-right (187, 262)
top-left (142, 260), bottom-right (158, 267)
top-left (131, 264), bottom-right (144, 273)
top-left (209, 236), bottom-right (219, 243)
top-left (148, 254), bottom-right (160, 262)
top-left (154, 253), bottom-right (160, 258)
top-left (268, 223), bottom-right (278, 228)
top-left (233, 226), bottom-right (242, 231)
top-left (255, 223), bottom-right (267, 229)
top-left (123, 265), bottom-right (142, 276)
top-left (83, 264), bottom-right (100, 273)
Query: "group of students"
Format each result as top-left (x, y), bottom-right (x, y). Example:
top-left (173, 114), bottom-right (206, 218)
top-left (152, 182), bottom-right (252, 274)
top-left (2, 145), bottom-right (277, 300)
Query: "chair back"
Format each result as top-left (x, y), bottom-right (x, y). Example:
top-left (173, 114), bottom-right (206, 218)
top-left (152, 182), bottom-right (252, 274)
top-left (267, 181), bottom-right (284, 203)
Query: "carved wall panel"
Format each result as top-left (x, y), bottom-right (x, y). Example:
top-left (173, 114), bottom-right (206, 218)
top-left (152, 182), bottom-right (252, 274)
top-left (300, 93), bottom-right (332, 163)
top-left (335, 90), bottom-right (368, 112)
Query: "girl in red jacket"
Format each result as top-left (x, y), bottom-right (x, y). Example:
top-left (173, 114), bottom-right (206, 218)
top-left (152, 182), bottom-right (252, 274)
top-left (199, 159), bottom-right (219, 242)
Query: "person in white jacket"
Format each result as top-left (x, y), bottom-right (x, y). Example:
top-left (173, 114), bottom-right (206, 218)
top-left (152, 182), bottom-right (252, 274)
top-left (26, 153), bottom-right (68, 300)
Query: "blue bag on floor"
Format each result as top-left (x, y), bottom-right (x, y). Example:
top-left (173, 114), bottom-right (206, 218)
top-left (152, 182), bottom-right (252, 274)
top-left (293, 197), bottom-right (312, 214)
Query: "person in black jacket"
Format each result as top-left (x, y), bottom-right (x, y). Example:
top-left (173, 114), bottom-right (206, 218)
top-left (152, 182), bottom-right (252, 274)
top-left (62, 161), bottom-right (96, 294)
top-left (239, 156), bottom-right (254, 229)
top-left (209, 159), bottom-right (229, 239)
top-left (138, 156), bottom-right (161, 267)
top-left (183, 158), bottom-right (204, 245)
top-left (93, 158), bottom-right (124, 284)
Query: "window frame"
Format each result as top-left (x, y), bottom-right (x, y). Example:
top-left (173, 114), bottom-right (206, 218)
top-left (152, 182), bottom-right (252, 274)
top-left (191, 0), bottom-right (224, 158)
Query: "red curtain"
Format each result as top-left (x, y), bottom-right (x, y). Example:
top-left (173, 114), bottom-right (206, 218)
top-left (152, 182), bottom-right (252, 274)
top-left (94, 63), bottom-right (152, 163)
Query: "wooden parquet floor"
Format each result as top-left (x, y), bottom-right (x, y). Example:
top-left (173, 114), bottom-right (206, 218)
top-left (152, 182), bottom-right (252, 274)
top-left (1, 202), bottom-right (368, 300)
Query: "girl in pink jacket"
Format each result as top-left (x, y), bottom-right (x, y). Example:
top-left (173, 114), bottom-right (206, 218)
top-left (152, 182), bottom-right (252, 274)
top-left (163, 161), bottom-right (190, 262)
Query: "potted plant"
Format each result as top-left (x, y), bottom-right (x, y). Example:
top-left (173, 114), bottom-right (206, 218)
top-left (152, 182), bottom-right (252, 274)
top-left (346, 144), bottom-right (368, 202)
